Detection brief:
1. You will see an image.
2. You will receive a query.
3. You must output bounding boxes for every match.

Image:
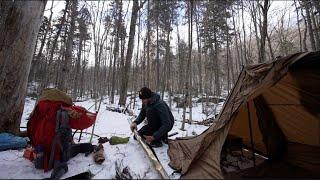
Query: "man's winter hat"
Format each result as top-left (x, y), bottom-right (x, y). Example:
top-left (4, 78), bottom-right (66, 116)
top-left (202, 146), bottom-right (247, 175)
top-left (139, 87), bottom-right (152, 99)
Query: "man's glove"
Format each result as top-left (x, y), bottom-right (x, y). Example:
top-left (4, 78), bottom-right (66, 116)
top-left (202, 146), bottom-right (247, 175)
top-left (130, 122), bottom-right (137, 132)
top-left (143, 135), bottom-right (155, 144)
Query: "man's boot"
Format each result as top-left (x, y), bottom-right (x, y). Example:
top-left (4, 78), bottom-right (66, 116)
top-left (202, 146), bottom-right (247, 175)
top-left (150, 140), bottom-right (163, 148)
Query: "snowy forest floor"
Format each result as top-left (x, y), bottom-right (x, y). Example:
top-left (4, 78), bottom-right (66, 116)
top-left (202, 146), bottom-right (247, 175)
top-left (0, 90), bottom-right (226, 179)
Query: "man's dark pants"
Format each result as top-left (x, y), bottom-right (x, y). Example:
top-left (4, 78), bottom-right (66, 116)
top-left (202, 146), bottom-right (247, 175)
top-left (137, 108), bottom-right (168, 143)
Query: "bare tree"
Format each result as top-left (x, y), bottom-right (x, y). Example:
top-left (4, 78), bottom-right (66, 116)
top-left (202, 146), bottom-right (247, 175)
top-left (301, 0), bottom-right (316, 51)
top-left (119, 0), bottom-right (145, 106)
top-left (110, 0), bottom-right (122, 104)
top-left (294, 0), bottom-right (303, 52)
top-left (181, 0), bottom-right (193, 131)
top-left (30, 0), bottom-right (54, 83)
top-left (59, 0), bottom-right (78, 91)
top-left (259, 0), bottom-right (270, 63)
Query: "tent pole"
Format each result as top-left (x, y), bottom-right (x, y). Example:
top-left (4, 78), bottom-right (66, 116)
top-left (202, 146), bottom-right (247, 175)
top-left (78, 130), bottom-right (83, 142)
top-left (72, 129), bottom-right (78, 138)
top-left (247, 101), bottom-right (256, 167)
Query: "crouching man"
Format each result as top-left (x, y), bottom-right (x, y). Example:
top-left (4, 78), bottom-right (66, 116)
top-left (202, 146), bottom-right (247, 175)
top-left (130, 87), bottom-right (174, 148)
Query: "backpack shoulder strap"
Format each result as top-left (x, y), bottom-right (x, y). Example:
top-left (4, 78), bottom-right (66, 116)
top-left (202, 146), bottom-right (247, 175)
top-left (48, 107), bottom-right (71, 170)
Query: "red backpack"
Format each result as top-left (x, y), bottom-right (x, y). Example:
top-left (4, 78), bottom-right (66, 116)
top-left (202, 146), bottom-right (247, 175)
top-left (27, 89), bottom-right (96, 171)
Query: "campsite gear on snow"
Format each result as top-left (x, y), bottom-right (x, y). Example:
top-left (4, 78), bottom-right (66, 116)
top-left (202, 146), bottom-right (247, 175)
top-left (98, 137), bottom-right (109, 144)
top-left (64, 106), bottom-right (97, 130)
top-left (128, 117), bottom-right (169, 179)
top-left (50, 161), bottom-right (68, 180)
top-left (47, 107), bottom-right (72, 170)
top-left (41, 143), bottom-right (95, 179)
top-left (0, 133), bottom-right (27, 151)
top-left (138, 87), bottom-right (153, 99)
top-left (38, 88), bottom-right (73, 105)
top-left (65, 171), bottom-right (92, 179)
top-left (106, 105), bottom-right (133, 115)
top-left (23, 146), bottom-right (36, 161)
top-left (47, 107), bottom-right (72, 179)
top-left (167, 52), bottom-right (320, 179)
top-left (168, 132), bottom-right (178, 138)
top-left (34, 145), bottom-right (45, 169)
top-left (27, 88), bottom-right (97, 172)
top-left (109, 136), bottom-right (129, 145)
top-left (72, 130), bottom-right (100, 142)
top-left (93, 144), bottom-right (105, 164)
top-left (134, 92), bottom-right (174, 142)
top-left (70, 143), bottom-right (95, 157)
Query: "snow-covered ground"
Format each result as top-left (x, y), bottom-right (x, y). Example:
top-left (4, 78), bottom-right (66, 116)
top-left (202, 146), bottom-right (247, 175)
top-left (0, 92), bottom-right (225, 179)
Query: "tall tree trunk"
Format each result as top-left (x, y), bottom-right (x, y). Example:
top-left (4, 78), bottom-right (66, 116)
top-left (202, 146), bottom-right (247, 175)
top-left (111, 0), bottom-right (122, 104)
top-left (0, 1), bottom-right (46, 134)
top-left (80, 40), bottom-right (87, 98)
top-left (146, 1), bottom-right (151, 88)
top-left (300, 5), bottom-right (309, 51)
top-left (72, 34), bottom-right (83, 100)
top-left (181, 0), bottom-right (193, 130)
top-left (303, 0), bottom-right (316, 51)
top-left (195, 8), bottom-right (202, 95)
top-left (250, 1), bottom-right (261, 64)
top-left (161, 30), bottom-right (171, 100)
top-left (107, 38), bottom-right (114, 96)
top-left (259, 0), bottom-right (269, 63)
top-left (133, 10), bottom-right (141, 109)
top-left (156, 2), bottom-right (160, 92)
top-left (41, 1), bottom-right (69, 91)
top-left (226, 23), bottom-right (231, 93)
top-left (142, 36), bottom-right (147, 86)
top-left (213, 31), bottom-right (220, 96)
top-left (267, 32), bottom-right (275, 60)
top-left (30, 0), bottom-right (54, 83)
top-left (241, 0), bottom-right (248, 65)
top-left (294, 0), bottom-right (303, 52)
top-left (119, 36), bottom-right (125, 96)
top-left (232, 9), bottom-right (241, 75)
top-left (119, 0), bottom-right (142, 106)
top-left (310, 5), bottom-right (320, 50)
top-left (59, 0), bottom-right (78, 91)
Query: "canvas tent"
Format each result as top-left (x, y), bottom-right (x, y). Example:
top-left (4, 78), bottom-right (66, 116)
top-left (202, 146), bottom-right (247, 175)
top-left (168, 52), bottom-right (320, 179)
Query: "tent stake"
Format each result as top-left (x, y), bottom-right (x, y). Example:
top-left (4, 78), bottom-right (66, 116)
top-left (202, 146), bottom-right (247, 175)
top-left (247, 101), bottom-right (256, 167)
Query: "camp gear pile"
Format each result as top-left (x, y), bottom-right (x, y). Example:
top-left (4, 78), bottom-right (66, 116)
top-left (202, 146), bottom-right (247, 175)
top-left (0, 133), bottom-right (27, 151)
top-left (26, 88), bottom-right (97, 173)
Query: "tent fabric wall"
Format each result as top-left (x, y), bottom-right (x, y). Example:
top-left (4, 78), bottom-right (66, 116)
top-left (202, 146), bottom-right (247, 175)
top-left (229, 101), bottom-right (266, 154)
top-left (254, 95), bottom-right (287, 161)
top-left (167, 52), bottom-right (320, 179)
top-left (262, 70), bottom-right (320, 146)
top-left (286, 142), bottom-right (320, 173)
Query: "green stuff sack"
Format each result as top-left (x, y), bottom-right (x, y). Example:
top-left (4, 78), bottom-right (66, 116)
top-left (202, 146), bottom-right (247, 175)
top-left (109, 136), bottom-right (129, 145)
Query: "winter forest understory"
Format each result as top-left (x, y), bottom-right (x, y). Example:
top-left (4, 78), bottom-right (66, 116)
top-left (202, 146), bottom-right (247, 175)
top-left (25, 0), bottom-right (320, 107)
top-left (0, 0), bottom-right (320, 179)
